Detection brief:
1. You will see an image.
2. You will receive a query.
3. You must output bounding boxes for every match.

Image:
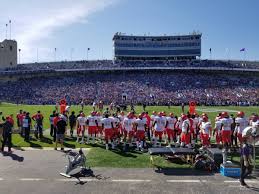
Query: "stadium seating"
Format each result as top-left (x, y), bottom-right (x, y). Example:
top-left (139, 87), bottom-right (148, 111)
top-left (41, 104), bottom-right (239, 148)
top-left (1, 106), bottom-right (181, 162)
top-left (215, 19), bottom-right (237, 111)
top-left (0, 71), bottom-right (258, 105)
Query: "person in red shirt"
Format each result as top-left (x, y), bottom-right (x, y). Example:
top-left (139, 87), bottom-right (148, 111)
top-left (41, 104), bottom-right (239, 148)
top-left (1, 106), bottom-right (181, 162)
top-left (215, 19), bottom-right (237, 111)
top-left (17, 110), bottom-right (25, 136)
top-left (53, 113), bottom-right (60, 142)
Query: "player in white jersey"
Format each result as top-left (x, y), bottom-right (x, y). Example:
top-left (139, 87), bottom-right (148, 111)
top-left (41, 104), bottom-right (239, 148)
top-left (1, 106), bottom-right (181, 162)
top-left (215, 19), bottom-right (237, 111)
top-left (180, 114), bottom-right (191, 148)
top-left (220, 112), bottom-right (233, 145)
top-left (111, 113), bottom-right (121, 146)
top-left (200, 116), bottom-right (212, 148)
top-left (234, 111), bottom-right (248, 145)
top-left (150, 111), bottom-right (157, 138)
top-left (165, 113), bottom-right (177, 146)
top-left (76, 113), bottom-right (86, 143)
top-left (152, 112), bottom-right (165, 147)
top-left (95, 112), bottom-right (103, 139)
top-left (135, 114), bottom-right (147, 151)
top-left (101, 114), bottom-right (115, 150)
top-left (86, 112), bottom-right (98, 144)
top-left (213, 113), bottom-right (223, 147)
top-left (220, 112), bottom-right (233, 162)
top-left (175, 115), bottom-right (184, 146)
top-left (123, 112), bottom-right (135, 146)
top-left (118, 111), bottom-right (125, 131)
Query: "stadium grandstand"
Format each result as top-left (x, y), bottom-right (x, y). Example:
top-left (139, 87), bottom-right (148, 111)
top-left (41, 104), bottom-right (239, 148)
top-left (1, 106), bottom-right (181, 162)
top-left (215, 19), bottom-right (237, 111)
top-left (0, 33), bottom-right (259, 106)
top-left (113, 32), bottom-right (201, 61)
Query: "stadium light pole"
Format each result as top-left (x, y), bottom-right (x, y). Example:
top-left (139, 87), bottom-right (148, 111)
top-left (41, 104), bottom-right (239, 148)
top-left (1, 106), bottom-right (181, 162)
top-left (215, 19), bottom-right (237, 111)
top-left (5, 24), bottom-right (8, 39)
top-left (54, 48), bottom-right (57, 62)
top-left (87, 48), bottom-right (90, 60)
top-left (9, 20), bottom-right (11, 40)
top-left (18, 49), bottom-right (21, 64)
top-left (36, 48), bottom-right (39, 63)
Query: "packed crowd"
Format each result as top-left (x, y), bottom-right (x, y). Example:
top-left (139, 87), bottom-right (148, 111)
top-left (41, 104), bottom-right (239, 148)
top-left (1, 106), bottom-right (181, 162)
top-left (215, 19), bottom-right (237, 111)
top-left (0, 72), bottom-right (258, 106)
top-left (2, 59), bottom-right (259, 72)
top-left (1, 107), bottom-right (258, 152)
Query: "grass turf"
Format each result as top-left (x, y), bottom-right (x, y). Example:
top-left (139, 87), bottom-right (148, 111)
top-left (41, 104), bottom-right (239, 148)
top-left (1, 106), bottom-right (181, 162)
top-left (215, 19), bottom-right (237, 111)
top-left (1, 103), bottom-right (258, 168)
top-left (0, 103), bottom-right (258, 129)
top-left (11, 134), bottom-right (91, 149)
top-left (87, 147), bottom-right (191, 168)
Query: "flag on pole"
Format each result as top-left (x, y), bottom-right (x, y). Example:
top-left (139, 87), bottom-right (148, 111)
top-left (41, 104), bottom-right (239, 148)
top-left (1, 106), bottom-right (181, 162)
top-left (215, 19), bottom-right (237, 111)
top-left (209, 48), bottom-right (211, 53)
top-left (240, 48), bottom-right (245, 52)
top-left (88, 48), bottom-right (90, 51)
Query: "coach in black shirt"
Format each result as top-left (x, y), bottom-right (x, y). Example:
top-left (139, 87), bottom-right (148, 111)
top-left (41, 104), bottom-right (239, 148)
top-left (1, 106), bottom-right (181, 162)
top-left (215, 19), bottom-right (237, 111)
top-left (1, 118), bottom-right (13, 152)
top-left (55, 116), bottom-right (67, 151)
top-left (69, 111), bottom-right (76, 137)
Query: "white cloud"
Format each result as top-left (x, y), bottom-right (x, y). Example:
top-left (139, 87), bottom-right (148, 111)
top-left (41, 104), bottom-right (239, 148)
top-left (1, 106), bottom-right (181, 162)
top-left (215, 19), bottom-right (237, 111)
top-left (0, 0), bottom-right (116, 62)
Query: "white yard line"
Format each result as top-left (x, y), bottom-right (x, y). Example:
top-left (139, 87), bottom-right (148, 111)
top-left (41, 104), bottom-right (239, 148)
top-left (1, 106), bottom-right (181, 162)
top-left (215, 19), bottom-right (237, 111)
top-left (196, 108), bottom-right (239, 113)
top-left (166, 180), bottom-right (201, 183)
top-left (111, 179), bottom-right (151, 182)
top-left (20, 178), bottom-right (45, 181)
top-left (224, 180), bottom-right (258, 183)
top-left (56, 178), bottom-right (98, 182)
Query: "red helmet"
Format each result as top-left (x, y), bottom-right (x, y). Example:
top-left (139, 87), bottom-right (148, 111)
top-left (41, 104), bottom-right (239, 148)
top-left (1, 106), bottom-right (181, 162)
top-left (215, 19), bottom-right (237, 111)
top-left (138, 114), bottom-right (143, 118)
top-left (120, 111), bottom-right (124, 115)
top-left (158, 112), bottom-right (163, 117)
top-left (202, 116), bottom-right (208, 122)
top-left (162, 111), bottom-right (166, 116)
top-left (237, 111), bottom-right (245, 117)
top-left (181, 114), bottom-right (188, 120)
top-left (91, 111), bottom-right (95, 116)
top-left (80, 113), bottom-right (85, 117)
top-left (127, 112), bottom-right (132, 117)
top-left (221, 111), bottom-right (229, 118)
top-left (152, 111), bottom-right (157, 115)
top-left (169, 112), bottom-right (174, 117)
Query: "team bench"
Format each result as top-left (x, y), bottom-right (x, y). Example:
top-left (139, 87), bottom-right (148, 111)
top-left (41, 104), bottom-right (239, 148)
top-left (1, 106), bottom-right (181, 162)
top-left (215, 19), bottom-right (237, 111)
top-left (148, 147), bottom-right (197, 167)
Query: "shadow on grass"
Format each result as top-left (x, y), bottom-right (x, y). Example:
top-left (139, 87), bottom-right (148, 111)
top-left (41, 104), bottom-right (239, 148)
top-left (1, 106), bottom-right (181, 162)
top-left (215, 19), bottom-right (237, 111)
top-left (26, 137), bottom-right (43, 149)
top-left (92, 143), bottom-right (140, 158)
top-left (64, 141), bottom-right (76, 149)
top-left (39, 136), bottom-right (53, 144)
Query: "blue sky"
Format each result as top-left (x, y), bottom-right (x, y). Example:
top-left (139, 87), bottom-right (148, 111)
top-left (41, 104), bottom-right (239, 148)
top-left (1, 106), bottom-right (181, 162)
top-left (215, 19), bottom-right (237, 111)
top-left (0, 0), bottom-right (258, 63)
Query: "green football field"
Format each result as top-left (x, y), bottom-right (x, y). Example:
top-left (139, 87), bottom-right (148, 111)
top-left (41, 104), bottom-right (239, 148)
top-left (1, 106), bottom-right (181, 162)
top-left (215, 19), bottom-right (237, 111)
top-left (0, 103), bottom-right (258, 168)
top-left (1, 102), bottom-right (258, 129)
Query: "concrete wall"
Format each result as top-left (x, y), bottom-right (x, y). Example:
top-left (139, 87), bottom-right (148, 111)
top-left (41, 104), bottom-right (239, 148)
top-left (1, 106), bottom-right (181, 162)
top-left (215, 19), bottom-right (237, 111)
top-left (0, 39), bottom-right (17, 69)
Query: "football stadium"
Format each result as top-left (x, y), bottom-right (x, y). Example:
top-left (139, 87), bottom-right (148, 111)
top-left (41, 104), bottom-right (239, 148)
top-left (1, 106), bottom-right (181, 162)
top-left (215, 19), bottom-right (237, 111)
top-left (0, 1), bottom-right (259, 194)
